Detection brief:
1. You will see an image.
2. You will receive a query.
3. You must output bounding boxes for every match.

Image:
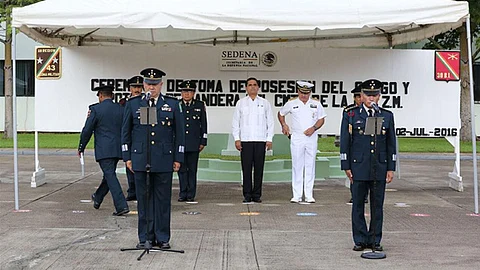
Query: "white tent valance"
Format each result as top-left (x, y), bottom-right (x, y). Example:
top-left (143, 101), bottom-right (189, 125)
top-left (12, 0), bottom-right (469, 47)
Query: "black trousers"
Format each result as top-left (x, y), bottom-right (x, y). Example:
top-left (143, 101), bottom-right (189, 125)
top-left (351, 180), bottom-right (386, 246)
top-left (240, 141), bottom-right (266, 200)
top-left (95, 158), bottom-right (128, 212)
top-left (178, 151), bottom-right (200, 200)
top-left (134, 171), bottom-right (172, 243)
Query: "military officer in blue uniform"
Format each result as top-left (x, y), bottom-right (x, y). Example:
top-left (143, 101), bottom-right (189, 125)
top-left (121, 75), bottom-right (144, 201)
top-left (121, 68), bottom-right (185, 250)
top-left (340, 79), bottom-right (396, 252)
top-left (78, 85), bottom-right (129, 216)
top-left (345, 85), bottom-right (368, 204)
top-left (177, 80), bottom-right (208, 203)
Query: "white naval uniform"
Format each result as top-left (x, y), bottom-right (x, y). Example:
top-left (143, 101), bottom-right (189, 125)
top-left (279, 97), bottom-right (327, 201)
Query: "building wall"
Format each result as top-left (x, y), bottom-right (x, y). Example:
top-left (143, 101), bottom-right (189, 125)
top-left (0, 33), bottom-right (42, 131)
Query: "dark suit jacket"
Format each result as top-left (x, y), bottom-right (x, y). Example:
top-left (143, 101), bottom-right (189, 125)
top-left (78, 99), bottom-right (123, 161)
top-left (180, 99), bottom-right (207, 152)
top-left (339, 104), bottom-right (396, 181)
top-left (121, 94), bottom-right (185, 172)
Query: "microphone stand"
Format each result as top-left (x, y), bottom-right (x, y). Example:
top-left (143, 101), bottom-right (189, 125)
top-left (361, 110), bottom-right (386, 260)
top-left (121, 102), bottom-right (184, 260)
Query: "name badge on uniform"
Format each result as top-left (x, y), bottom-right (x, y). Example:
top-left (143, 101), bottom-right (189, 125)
top-left (348, 124), bottom-right (352, 134)
top-left (161, 104), bottom-right (172, 111)
top-left (293, 106), bottom-right (299, 109)
top-left (194, 108), bottom-right (201, 112)
top-left (310, 104), bottom-right (317, 108)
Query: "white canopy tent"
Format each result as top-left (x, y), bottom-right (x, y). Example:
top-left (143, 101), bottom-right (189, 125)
top-left (12, 0), bottom-right (469, 47)
top-left (10, 0), bottom-right (477, 211)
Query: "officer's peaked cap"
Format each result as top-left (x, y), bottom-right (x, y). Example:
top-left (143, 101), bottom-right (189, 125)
top-left (360, 79), bottom-right (382, 95)
top-left (296, 80), bottom-right (314, 94)
top-left (140, 68), bottom-right (166, 85)
top-left (179, 80), bottom-right (197, 91)
top-left (351, 85), bottom-right (361, 94)
top-left (127, 75), bottom-right (143, 87)
top-left (93, 85), bottom-right (114, 96)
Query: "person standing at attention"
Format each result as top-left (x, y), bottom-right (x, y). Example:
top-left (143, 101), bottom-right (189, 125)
top-left (278, 81), bottom-right (326, 203)
top-left (232, 77), bottom-right (274, 203)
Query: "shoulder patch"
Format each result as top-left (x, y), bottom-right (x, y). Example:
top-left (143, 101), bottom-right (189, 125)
top-left (311, 97), bottom-right (319, 101)
top-left (344, 104), bottom-right (357, 112)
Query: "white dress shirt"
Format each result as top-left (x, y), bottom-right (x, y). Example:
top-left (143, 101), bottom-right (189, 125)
top-left (232, 95), bottom-right (274, 142)
top-left (279, 97), bottom-right (327, 135)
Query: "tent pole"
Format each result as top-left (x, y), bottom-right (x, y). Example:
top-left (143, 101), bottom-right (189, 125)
top-left (12, 27), bottom-right (19, 211)
top-left (466, 17), bottom-right (479, 214)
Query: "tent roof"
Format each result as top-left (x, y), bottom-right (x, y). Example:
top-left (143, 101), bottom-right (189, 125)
top-left (12, 0), bottom-right (469, 47)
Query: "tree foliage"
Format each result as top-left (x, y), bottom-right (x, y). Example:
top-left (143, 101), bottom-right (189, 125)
top-left (0, 1), bottom-right (43, 43)
top-left (423, 0), bottom-right (480, 60)
top-left (2, 0), bottom-right (42, 139)
top-left (423, 0), bottom-right (480, 142)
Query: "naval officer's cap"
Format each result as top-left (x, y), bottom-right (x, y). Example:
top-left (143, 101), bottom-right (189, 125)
top-left (140, 68), bottom-right (166, 85)
top-left (93, 85), bottom-right (114, 96)
top-left (296, 80), bottom-right (314, 94)
top-left (179, 80), bottom-right (197, 92)
top-left (127, 75), bottom-right (143, 87)
top-left (360, 79), bottom-right (383, 96)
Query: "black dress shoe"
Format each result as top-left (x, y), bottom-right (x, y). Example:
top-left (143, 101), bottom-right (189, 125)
top-left (126, 195), bottom-right (137, 201)
top-left (186, 198), bottom-right (195, 202)
top-left (252, 198), bottom-right (262, 203)
top-left (353, 244), bottom-right (366, 251)
top-left (348, 198), bottom-right (353, 204)
top-left (178, 197), bottom-right (187, 202)
top-left (242, 198), bottom-right (252, 203)
top-left (91, 194), bottom-right (100, 210)
top-left (159, 242), bottom-right (171, 249)
top-left (112, 208), bottom-right (130, 216)
top-left (374, 244), bottom-right (383, 251)
top-left (136, 241), bottom-right (152, 249)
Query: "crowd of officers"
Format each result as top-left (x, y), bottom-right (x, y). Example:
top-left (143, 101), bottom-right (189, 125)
top-left (77, 70), bottom-right (396, 252)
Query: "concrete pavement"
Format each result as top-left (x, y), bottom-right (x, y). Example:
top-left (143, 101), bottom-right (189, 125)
top-left (1, 151), bottom-right (480, 269)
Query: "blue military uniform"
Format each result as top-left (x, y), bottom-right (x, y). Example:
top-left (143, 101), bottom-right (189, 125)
top-left (121, 68), bottom-right (185, 247)
top-left (177, 80), bottom-right (208, 202)
top-left (339, 79), bottom-right (396, 250)
top-left (345, 85), bottom-right (368, 204)
top-left (122, 75), bottom-right (145, 201)
top-left (78, 85), bottom-right (129, 215)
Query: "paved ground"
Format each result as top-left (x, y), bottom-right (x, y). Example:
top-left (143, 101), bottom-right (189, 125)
top-left (1, 150), bottom-right (480, 270)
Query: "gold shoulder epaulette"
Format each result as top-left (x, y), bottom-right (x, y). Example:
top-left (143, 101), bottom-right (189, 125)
top-left (288, 97), bottom-right (298, 101)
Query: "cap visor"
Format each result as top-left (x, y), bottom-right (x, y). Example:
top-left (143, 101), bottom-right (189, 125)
top-left (362, 90), bottom-right (380, 96)
top-left (144, 78), bottom-right (160, 85)
top-left (298, 90), bottom-right (311, 94)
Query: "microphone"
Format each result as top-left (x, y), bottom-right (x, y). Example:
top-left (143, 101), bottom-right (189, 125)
top-left (145, 91), bottom-right (151, 100)
top-left (371, 101), bottom-right (380, 113)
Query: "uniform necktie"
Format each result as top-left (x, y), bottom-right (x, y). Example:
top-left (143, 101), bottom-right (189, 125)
top-left (150, 98), bottom-right (155, 107)
top-left (368, 109), bottom-right (373, 117)
top-left (186, 102), bottom-right (190, 107)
